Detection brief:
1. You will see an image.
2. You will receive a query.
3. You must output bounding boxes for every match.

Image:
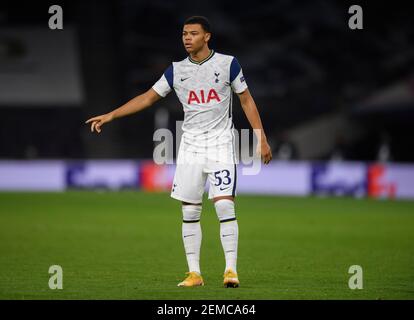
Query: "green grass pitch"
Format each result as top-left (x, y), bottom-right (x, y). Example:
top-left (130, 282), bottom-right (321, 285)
top-left (0, 191), bottom-right (413, 300)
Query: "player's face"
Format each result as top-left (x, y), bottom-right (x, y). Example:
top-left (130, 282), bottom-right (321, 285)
top-left (182, 24), bottom-right (210, 54)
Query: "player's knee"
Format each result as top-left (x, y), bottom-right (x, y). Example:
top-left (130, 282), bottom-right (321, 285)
top-left (182, 204), bottom-right (202, 222)
top-left (214, 199), bottom-right (236, 222)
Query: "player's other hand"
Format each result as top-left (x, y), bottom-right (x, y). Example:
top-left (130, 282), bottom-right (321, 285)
top-left (257, 140), bottom-right (272, 165)
top-left (85, 113), bottom-right (114, 133)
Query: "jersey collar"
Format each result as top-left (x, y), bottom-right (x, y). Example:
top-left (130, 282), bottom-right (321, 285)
top-left (188, 50), bottom-right (215, 65)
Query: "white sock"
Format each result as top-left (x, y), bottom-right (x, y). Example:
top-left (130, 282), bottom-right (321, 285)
top-left (215, 199), bottom-right (238, 274)
top-left (182, 204), bottom-right (202, 274)
top-left (220, 220), bottom-right (238, 273)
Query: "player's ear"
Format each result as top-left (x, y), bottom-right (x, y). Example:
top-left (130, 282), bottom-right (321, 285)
top-left (204, 32), bottom-right (211, 42)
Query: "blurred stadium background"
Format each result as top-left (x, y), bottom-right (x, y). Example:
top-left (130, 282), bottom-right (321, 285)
top-left (0, 0), bottom-right (413, 299)
top-left (1, 0), bottom-right (414, 196)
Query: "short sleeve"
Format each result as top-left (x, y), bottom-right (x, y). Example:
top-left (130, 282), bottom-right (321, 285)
top-left (230, 57), bottom-right (248, 94)
top-left (152, 64), bottom-right (173, 97)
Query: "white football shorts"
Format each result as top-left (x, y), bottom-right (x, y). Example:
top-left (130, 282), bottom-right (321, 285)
top-left (171, 142), bottom-right (237, 204)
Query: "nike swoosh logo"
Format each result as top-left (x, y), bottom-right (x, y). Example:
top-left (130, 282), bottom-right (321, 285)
top-left (219, 187), bottom-right (231, 191)
top-left (181, 77), bottom-right (190, 81)
top-left (222, 234), bottom-right (234, 237)
top-left (184, 234), bottom-right (195, 238)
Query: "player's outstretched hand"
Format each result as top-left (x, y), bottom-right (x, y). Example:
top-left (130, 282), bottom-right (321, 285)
top-left (85, 113), bottom-right (114, 133)
top-left (257, 141), bottom-right (273, 165)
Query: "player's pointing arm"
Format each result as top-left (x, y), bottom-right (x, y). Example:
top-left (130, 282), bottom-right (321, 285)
top-left (85, 88), bottom-right (162, 133)
top-left (85, 63), bottom-right (174, 133)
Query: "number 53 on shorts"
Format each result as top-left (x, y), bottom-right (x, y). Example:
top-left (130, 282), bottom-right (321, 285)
top-left (171, 163), bottom-right (237, 203)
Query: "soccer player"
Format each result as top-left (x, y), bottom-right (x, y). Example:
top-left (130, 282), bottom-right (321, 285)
top-left (86, 16), bottom-right (272, 288)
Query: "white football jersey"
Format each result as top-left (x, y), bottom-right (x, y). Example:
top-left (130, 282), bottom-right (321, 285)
top-left (152, 50), bottom-right (248, 153)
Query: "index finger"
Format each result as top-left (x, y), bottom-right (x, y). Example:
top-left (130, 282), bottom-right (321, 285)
top-left (85, 117), bottom-right (100, 124)
top-left (263, 153), bottom-right (272, 164)
top-left (90, 121), bottom-right (97, 132)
